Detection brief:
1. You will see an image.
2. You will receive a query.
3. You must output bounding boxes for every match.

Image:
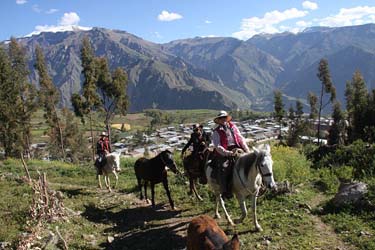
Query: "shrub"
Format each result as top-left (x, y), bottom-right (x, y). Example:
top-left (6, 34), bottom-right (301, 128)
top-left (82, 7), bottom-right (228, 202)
top-left (315, 168), bottom-right (340, 194)
top-left (272, 146), bottom-right (312, 184)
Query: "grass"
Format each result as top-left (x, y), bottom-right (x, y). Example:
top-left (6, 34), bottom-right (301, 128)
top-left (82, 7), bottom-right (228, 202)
top-left (0, 147), bottom-right (374, 249)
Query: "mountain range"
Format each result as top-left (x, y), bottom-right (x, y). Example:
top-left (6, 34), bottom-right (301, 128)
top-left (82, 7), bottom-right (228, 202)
top-left (7, 23), bottom-right (375, 112)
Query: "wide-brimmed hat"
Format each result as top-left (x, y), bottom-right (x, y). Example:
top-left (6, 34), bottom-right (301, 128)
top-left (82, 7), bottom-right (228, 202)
top-left (192, 123), bottom-right (200, 131)
top-left (214, 110), bottom-right (232, 124)
top-left (100, 132), bottom-right (108, 137)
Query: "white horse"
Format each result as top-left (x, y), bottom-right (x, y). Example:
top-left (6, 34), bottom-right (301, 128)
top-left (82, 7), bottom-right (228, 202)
top-left (205, 144), bottom-right (276, 231)
top-left (95, 151), bottom-right (121, 192)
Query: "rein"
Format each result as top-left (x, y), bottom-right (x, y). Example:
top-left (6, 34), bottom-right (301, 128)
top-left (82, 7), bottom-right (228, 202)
top-left (235, 153), bottom-right (268, 197)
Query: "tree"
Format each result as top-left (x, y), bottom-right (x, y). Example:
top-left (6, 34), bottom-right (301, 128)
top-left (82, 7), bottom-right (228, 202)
top-left (274, 90), bottom-right (285, 143)
top-left (328, 101), bottom-right (346, 145)
top-left (95, 57), bottom-right (129, 149)
top-left (8, 38), bottom-right (38, 158)
top-left (316, 59), bottom-right (336, 145)
top-left (0, 47), bottom-right (17, 157)
top-left (288, 105), bottom-right (295, 120)
top-left (72, 37), bottom-right (100, 161)
top-left (345, 71), bottom-right (368, 142)
top-left (296, 99), bottom-right (304, 119)
top-left (34, 45), bottom-right (66, 160)
top-left (308, 92), bottom-right (318, 120)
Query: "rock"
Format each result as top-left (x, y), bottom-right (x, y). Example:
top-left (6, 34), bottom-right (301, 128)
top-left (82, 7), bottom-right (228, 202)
top-left (332, 182), bottom-right (368, 207)
top-left (107, 236), bottom-right (115, 243)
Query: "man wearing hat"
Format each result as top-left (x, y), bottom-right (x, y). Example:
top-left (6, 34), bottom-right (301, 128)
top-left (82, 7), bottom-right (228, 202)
top-left (96, 132), bottom-right (110, 168)
top-left (181, 124), bottom-right (205, 158)
top-left (212, 110), bottom-right (250, 199)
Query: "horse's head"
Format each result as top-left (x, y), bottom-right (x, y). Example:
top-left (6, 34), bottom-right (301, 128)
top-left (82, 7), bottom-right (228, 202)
top-left (110, 151), bottom-right (122, 172)
top-left (254, 144), bottom-right (276, 191)
top-left (160, 150), bottom-right (180, 174)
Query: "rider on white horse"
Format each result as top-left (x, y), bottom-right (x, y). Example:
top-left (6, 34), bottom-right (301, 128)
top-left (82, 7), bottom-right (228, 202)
top-left (212, 111), bottom-right (250, 199)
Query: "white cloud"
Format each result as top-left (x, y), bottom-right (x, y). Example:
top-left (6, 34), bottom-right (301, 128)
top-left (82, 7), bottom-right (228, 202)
top-left (153, 31), bottom-right (162, 39)
top-left (302, 1), bottom-right (318, 10)
top-left (16, 0), bottom-right (27, 5)
top-left (296, 20), bottom-right (312, 27)
top-left (205, 20), bottom-right (212, 24)
top-left (232, 8), bottom-right (308, 40)
top-left (60, 12), bottom-right (80, 26)
top-left (320, 6), bottom-right (375, 27)
top-left (157, 10), bottom-right (183, 22)
top-left (25, 12), bottom-right (91, 37)
top-left (46, 8), bottom-right (59, 14)
top-left (32, 4), bottom-right (42, 13)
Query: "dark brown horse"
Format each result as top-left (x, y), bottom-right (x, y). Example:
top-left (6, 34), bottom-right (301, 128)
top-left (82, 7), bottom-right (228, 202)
top-left (134, 150), bottom-right (179, 210)
top-left (183, 143), bottom-right (211, 201)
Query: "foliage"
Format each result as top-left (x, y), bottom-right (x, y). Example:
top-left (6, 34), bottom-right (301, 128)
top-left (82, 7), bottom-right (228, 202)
top-left (305, 141), bottom-right (375, 179)
top-left (272, 146), bottom-right (312, 184)
top-left (0, 39), bottom-right (38, 158)
top-left (34, 45), bottom-right (66, 160)
top-left (328, 101), bottom-right (346, 146)
top-left (308, 92), bottom-right (318, 120)
top-left (315, 167), bottom-right (340, 194)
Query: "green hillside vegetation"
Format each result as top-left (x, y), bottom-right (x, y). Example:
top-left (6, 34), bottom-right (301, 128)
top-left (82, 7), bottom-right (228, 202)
top-left (1, 147), bottom-right (374, 249)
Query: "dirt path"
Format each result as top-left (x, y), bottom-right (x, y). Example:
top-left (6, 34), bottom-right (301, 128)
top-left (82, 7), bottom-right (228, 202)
top-left (307, 193), bottom-right (357, 250)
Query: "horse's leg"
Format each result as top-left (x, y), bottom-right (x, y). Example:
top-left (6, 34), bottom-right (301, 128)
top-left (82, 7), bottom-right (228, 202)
top-left (144, 182), bottom-right (150, 204)
top-left (192, 179), bottom-right (203, 201)
top-left (137, 177), bottom-right (143, 200)
top-left (252, 193), bottom-right (262, 232)
top-left (112, 171), bottom-right (118, 189)
top-left (97, 174), bottom-right (102, 189)
top-left (214, 195), bottom-right (221, 219)
top-left (108, 176), bottom-right (112, 192)
top-left (151, 182), bottom-right (156, 208)
top-left (218, 194), bottom-right (235, 226)
top-left (235, 195), bottom-right (247, 224)
top-left (163, 179), bottom-right (175, 210)
top-left (188, 177), bottom-right (194, 195)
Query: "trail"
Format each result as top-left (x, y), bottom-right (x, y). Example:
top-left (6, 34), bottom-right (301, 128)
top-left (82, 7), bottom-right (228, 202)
top-left (307, 193), bottom-right (358, 250)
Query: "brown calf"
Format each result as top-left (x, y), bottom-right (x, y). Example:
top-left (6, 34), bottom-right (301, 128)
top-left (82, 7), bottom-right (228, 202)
top-left (187, 215), bottom-right (240, 250)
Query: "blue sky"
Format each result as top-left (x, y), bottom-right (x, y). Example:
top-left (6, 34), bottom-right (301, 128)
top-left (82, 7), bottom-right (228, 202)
top-left (1, 0), bottom-right (375, 43)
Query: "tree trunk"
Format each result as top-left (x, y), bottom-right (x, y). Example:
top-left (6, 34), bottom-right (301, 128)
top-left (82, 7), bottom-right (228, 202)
top-left (317, 83), bottom-right (324, 145)
top-left (52, 106), bottom-right (66, 161)
top-left (89, 112), bottom-right (95, 162)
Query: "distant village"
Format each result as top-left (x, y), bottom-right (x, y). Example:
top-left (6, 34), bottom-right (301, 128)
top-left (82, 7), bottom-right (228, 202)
top-left (111, 116), bottom-right (334, 158)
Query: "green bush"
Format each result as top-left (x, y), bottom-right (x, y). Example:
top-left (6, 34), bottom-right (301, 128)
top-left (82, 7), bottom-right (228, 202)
top-left (315, 168), bottom-right (340, 194)
top-left (272, 146), bottom-right (312, 184)
top-left (305, 140), bottom-right (375, 180)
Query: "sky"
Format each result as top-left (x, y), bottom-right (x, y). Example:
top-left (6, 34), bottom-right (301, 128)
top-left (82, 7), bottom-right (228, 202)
top-left (1, 0), bottom-right (375, 43)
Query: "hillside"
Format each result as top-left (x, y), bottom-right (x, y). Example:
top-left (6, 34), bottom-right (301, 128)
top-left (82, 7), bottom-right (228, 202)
top-left (4, 23), bottom-right (375, 111)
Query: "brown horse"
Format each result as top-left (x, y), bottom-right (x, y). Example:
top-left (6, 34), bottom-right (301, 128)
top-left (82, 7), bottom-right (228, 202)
top-left (134, 150), bottom-right (179, 210)
top-left (183, 143), bottom-right (211, 201)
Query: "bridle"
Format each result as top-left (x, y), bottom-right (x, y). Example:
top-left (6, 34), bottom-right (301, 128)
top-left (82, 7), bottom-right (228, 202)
top-left (234, 152), bottom-right (272, 197)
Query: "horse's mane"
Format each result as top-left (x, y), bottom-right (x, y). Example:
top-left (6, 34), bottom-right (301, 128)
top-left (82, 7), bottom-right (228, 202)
top-left (240, 151), bottom-right (265, 178)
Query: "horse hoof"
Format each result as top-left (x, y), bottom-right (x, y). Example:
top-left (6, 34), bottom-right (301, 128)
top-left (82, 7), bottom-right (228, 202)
top-left (255, 226), bottom-right (263, 232)
top-left (214, 214), bottom-right (221, 219)
top-left (197, 196), bottom-right (203, 201)
top-left (228, 220), bottom-right (235, 227)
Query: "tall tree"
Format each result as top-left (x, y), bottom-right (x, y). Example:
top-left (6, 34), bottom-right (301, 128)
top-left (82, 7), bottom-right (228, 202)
top-left (72, 37), bottom-right (100, 161)
top-left (346, 71), bottom-right (369, 142)
top-left (308, 92), bottom-right (318, 120)
top-left (274, 90), bottom-right (285, 143)
top-left (316, 59), bottom-right (336, 145)
top-left (34, 45), bottom-right (66, 160)
top-left (8, 38), bottom-right (38, 158)
top-left (296, 99), bottom-right (304, 119)
top-left (288, 105), bottom-right (295, 120)
top-left (0, 47), bottom-right (18, 157)
top-left (95, 57), bottom-right (128, 149)
top-left (328, 101), bottom-right (346, 145)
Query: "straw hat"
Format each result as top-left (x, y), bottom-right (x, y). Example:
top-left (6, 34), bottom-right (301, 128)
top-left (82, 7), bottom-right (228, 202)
top-left (213, 110), bottom-right (232, 124)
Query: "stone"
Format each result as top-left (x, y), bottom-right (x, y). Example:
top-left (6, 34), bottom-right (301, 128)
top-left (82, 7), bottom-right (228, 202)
top-left (332, 182), bottom-right (368, 207)
top-left (107, 236), bottom-right (115, 243)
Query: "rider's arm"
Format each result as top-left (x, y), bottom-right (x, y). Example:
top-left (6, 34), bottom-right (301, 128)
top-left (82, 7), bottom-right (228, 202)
top-left (212, 131), bottom-right (233, 157)
top-left (182, 137), bottom-right (193, 154)
top-left (232, 125), bottom-right (250, 153)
